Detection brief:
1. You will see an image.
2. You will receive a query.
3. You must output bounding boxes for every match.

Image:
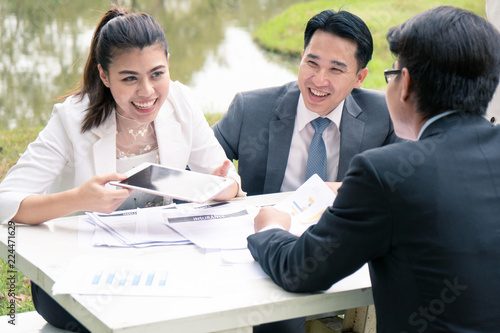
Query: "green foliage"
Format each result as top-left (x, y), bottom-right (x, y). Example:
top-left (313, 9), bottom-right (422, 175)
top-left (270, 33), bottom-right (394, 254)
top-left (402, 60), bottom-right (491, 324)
top-left (253, 0), bottom-right (486, 92)
top-left (204, 113), bottom-right (225, 127)
top-left (0, 126), bottom-right (44, 182)
top-left (0, 260), bottom-right (35, 316)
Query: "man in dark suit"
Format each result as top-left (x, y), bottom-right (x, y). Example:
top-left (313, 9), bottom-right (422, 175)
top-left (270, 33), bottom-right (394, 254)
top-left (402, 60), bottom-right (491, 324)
top-left (248, 6), bottom-right (500, 333)
top-left (213, 10), bottom-right (398, 197)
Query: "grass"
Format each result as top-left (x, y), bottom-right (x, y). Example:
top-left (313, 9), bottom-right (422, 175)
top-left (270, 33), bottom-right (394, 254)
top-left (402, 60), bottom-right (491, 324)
top-left (0, 261), bottom-right (34, 315)
top-left (253, 0), bottom-right (486, 91)
top-left (0, 126), bottom-right (44, 315)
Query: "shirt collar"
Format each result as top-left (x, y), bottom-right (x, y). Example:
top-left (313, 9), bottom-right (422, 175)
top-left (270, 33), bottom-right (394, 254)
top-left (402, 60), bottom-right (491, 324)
top-left (296, 93), bottom-right (344, 131)
top-left (417, 110), bottom-right (456, 140)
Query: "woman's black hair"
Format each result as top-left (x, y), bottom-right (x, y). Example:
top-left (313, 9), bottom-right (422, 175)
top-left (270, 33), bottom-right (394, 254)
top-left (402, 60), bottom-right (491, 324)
top-left (76, 5), bottom-right (168, 132)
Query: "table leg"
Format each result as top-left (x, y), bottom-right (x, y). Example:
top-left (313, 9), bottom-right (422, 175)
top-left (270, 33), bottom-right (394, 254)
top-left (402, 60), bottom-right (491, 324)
top-left (341, 305), bottom-right (376, 333)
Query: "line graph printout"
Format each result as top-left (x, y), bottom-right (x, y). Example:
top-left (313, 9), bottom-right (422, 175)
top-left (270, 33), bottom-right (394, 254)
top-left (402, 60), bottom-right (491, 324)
top-left (52, 256), bottom-right (216, 297)
top-left (274, 174), bottom-right (336, 236)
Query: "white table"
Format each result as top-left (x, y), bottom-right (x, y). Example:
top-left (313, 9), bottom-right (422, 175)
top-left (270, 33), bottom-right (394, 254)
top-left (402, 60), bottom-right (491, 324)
top-left (0, 193), bottom-right (373, 333)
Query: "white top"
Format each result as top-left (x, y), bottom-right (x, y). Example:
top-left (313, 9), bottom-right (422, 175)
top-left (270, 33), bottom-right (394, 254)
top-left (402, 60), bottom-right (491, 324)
top-left (280, 94), bottom-right (343, 192)
top-left (0, 81), bottom-right (242, 223)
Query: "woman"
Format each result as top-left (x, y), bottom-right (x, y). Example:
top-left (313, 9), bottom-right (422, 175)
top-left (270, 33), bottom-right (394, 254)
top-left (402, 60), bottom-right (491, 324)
top-left (0, 6), bottom-right (241, 225)
top-left (0, 6), bottom-right (242, 332)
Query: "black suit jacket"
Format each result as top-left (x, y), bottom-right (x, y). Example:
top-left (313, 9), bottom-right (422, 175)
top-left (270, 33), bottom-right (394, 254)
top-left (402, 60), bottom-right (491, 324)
top-left (248, 113), bottom-right (500, 332)
top-left (212, 81), bottom-right (398, 195)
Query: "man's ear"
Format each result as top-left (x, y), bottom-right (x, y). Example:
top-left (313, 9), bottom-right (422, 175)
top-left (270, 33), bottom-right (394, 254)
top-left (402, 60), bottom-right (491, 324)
top-left (400, 68), bottom-right (411, 102)
top-left (98, 64), bottom-right (110, 88)
top-left (354, 68), bottom-right (369, 88)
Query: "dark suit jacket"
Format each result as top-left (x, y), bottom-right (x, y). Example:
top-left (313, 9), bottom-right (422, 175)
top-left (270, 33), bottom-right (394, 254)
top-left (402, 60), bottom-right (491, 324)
top-left (248, 113), bottom-right (500, 332)
top-left (212, 81), bottom-right (398, 195)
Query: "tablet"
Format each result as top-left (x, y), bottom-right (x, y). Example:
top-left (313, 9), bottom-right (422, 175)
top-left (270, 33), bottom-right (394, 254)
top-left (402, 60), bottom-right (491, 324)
top-left (110, 163), bottom-right (235, 203)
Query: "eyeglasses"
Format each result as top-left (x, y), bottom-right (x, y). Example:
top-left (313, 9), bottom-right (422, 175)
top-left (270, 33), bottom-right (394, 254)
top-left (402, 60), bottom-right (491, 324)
top-left (384, 69), bottom-right (402, 84)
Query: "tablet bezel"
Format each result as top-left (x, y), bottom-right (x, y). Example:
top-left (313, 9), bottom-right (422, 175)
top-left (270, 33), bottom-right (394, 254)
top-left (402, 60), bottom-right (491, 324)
top-left (110, 162), bottom-right (234, 203)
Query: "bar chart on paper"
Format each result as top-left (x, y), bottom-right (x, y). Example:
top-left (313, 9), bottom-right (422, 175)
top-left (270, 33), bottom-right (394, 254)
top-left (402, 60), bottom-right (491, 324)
top-left (52, 256), bottom-right (215, 297)
top-left (91, 269), bottom-right (169, 289)
top-left (290, 197), bottom-right (315, 215)
top-left (274, 174), bottom-right (337, 235)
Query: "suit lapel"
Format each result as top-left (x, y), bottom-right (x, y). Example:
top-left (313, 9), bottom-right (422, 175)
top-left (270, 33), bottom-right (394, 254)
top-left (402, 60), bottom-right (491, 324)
top-left (91, 114), bottom-right (117, 175)
top-left (263, 83), bottom-right (299, 193)
top-left (155, 102), bottom-right (182, 168)
top-left (337, 94), bottom-right (365, 181)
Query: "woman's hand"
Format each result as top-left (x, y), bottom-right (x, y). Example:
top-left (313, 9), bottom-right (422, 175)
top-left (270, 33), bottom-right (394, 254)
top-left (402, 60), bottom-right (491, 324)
top-left (75, 173), bottom-right (132, 213)
top-left (210, 160), bottom-right (239, 201)
top-left (13, 173), bottom-right (131, 224)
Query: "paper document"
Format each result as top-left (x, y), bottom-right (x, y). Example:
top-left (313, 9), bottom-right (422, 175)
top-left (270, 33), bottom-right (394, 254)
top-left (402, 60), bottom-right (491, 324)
top-left (52, 256), bottom-right (216, 297)
top-left (274, 174), bottom-right (336, 235)
top-left (84, 205), bottom-right (191, 247)
top-left (165, 202), bottom-right (253, 249)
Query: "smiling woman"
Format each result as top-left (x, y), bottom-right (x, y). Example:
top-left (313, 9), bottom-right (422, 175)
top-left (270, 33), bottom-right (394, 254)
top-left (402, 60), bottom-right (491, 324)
top-left (98, 46), bottom-right (170, 159)
top-left (0, 5), bottom-right (242, 332)
top-left (0, 4), bottom-right (241, 224)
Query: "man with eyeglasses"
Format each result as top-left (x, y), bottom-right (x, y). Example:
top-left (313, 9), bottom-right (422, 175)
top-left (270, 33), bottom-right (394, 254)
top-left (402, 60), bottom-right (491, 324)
top-left (248, 6), bottom-right (500, 332)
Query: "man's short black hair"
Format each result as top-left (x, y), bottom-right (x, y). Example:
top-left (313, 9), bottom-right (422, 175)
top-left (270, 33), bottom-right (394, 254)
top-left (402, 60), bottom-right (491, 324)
top-left (387, 6), bottom-right (500, 118)
top-left (304, 10), bottom-right (373, 70)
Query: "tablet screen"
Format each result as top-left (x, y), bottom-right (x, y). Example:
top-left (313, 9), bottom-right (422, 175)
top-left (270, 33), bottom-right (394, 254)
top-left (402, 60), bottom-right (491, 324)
top-left (111, 163), bottom-right (234, 203)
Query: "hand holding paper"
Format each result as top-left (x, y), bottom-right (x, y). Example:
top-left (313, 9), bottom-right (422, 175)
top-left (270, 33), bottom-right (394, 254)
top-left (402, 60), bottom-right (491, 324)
top-left (258, 174), bottom-right (337, 236)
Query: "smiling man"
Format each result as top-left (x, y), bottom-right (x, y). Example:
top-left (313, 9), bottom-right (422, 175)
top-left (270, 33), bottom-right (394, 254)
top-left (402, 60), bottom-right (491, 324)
top-left (213, 9), bottom-right (398, 333)
top-left (213, 10), bottom-right (398, 199)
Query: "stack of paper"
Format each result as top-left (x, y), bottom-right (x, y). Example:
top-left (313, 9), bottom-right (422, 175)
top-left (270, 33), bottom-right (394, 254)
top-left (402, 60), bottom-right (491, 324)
top-left (85, 206), bottom-right (191, 247)
top-left (81, 174), bottom-right (336, 249)
top-left (161, 175), bottom-right (336, 248)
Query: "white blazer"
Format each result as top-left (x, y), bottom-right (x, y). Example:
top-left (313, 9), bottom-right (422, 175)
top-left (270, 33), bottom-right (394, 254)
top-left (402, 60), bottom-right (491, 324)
top-left (0, 81), bottom-right (241, 223)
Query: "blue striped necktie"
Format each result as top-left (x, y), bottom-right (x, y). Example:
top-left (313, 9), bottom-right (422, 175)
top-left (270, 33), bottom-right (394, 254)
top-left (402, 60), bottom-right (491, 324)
top-left (305, 117), bottom-right (331, 181)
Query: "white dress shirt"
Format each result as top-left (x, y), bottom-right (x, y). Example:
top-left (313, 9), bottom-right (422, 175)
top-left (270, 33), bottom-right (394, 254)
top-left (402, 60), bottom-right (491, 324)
top-left (280, 94), bottom-right (343, 192)
top-left (417, 111), bottom-right (456, 140)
